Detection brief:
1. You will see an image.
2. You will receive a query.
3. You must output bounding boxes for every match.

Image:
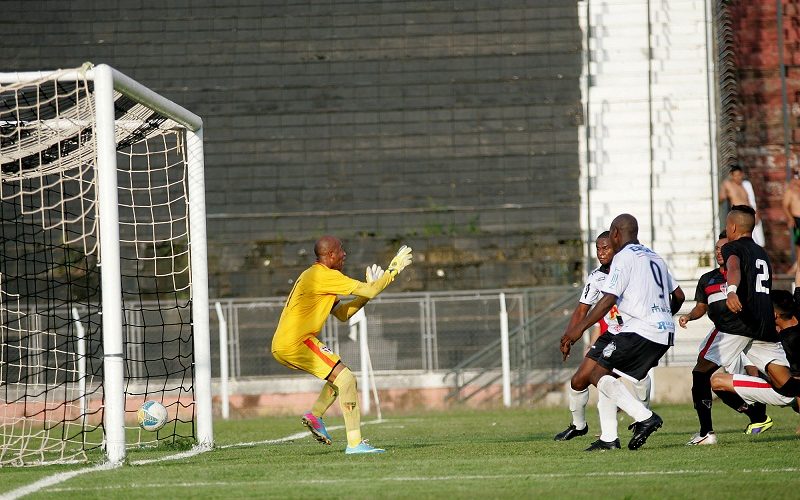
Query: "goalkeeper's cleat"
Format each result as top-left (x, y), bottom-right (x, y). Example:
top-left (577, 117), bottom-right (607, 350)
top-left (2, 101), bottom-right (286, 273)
top-left (301, 412), bottom-right (332, 445)
top-left (554, 423), bottom-right (589, 441)
top-left (686, 431), bottom-right (717, 446)
top-left (744, 416), bottom-right (773, 435)
top-left (585, 438), bottom-right (620, 451)
top-left (345, 440), bottom-right (385, 455)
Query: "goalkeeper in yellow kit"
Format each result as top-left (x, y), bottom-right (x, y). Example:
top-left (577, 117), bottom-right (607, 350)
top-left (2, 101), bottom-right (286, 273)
top-left (271, 235), bottom-right (413, 454)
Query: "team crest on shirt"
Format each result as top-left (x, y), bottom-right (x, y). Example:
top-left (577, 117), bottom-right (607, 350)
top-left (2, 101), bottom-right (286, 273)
top-left (602, 341), bottom-right (616, 358)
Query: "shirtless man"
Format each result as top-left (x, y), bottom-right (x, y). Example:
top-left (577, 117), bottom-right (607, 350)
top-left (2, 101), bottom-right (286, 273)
top-left (721, 165), bottom-right (764, 246)
top-left (782, 171), bottom-right (800, 273)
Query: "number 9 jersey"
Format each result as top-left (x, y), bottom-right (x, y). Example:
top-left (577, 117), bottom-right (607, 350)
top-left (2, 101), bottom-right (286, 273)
top-left (721, 237), bottom-right (777, 342)
top-left (601, 243), bottom-right (678, 346)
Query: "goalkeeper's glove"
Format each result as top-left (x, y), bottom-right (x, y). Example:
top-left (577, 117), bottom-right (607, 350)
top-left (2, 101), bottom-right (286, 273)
top-left (387, 245), bottom-right (413, 277)
top-left (366, 264), bottom-right (385, 283)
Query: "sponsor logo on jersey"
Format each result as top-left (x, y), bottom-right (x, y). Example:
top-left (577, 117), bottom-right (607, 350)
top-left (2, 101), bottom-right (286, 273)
top-left (602, 341), bottom-right (616, 358)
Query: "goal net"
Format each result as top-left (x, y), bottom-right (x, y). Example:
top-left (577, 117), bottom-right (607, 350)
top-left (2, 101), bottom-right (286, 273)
top-left (0, 64), bottom-right (212, 466)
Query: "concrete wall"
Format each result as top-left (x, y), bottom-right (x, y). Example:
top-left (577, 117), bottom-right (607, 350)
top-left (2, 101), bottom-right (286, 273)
top-left (1, 0), bottom-right (585, 297)
top-left (579, 0), bottom-right (718, 281)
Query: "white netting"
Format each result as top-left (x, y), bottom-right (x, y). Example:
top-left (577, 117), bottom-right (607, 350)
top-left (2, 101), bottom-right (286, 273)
top-left (0, 66), bottom-right (197, 466)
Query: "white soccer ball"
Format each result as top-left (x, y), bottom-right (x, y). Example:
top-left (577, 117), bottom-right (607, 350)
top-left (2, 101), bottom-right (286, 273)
top-left (137, 400), bottom-right (168, 432)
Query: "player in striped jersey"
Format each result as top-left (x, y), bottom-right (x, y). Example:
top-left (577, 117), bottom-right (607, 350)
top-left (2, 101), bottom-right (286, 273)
top-left (554, 232), bottom-right (652, 444)
top-left (681, 205), bottom-right (800, 442)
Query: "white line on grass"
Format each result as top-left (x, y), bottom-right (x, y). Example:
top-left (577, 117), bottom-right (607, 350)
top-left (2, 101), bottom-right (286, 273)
top-left (218, 418), bottom-right (386, 449)
top-left (5, 419), bottom-right (386, 498)
top-left (129, 445), bottom-right (212, 466)
top-left (2, 462), bottom-right (119, 500)
top-left (40, 467), bottom-right (800, 493)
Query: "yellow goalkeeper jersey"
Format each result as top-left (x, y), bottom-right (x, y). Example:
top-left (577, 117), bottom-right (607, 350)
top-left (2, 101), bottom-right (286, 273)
top-left (272, 263), bottom-right (361, 350)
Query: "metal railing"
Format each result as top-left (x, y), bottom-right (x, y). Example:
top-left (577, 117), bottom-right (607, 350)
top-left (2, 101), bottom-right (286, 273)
top-left (208, 286), bottom-right (578, 379)
top-left (443, 289), bottom-right (578, 405)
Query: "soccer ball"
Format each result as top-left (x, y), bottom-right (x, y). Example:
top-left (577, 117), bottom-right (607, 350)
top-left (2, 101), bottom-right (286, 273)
top-left (137, 400), bottom-right (168, 432)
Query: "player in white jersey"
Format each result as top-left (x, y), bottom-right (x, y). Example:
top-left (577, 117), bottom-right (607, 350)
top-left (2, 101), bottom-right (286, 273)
top-left (554, 232), bottom-right (652, 444)
top-left (561, 214), bottom-right (685, 450)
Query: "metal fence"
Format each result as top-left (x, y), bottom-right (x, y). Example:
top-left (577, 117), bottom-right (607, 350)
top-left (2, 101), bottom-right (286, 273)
top-left (208, 286), bottom-right (579, 378)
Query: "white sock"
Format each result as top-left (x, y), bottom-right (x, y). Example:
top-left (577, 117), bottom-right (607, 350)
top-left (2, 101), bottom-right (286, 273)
top-left (633, 375), bottom-right (652, 409)
top-left (596, 375), bottom-right (652, 423)
top-left (597, 391), bottom-right (619, 442)
top-left (569, 386), bottom-right (589, 429)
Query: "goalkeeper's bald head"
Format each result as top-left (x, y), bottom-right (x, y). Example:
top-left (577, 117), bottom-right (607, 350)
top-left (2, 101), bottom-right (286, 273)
top-left (315, 235), bottom-right (346, 270)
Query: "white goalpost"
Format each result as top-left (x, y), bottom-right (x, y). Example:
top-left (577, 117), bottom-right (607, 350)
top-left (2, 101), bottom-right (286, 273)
top-left (0, 63), bottom-right (212, 466)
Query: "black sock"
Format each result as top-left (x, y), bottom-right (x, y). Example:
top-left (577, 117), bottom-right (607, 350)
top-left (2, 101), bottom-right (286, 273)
top-left (692, 371), bottom-right (714, 435)
top-left (713, 388), bottom-right (748, 412)
top-left (743, 402), bottom-right (767, 424)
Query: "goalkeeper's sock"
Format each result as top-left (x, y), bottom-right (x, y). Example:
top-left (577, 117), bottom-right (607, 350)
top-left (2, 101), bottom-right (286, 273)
top-left (568, 386), bottom-right (589, 430)
top-left (597, 391), bottom-right (619, 442)
top-left (333, 367), bottom-right (362, 447)
top-left (311, 382), bottom-right (338, 418)
top-left (597, 375), bottom-right (652, 423)
top-left (633, 374), bottom-right (652, 409)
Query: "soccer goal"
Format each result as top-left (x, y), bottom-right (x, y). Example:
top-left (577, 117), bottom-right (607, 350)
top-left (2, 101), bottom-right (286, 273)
top-left (0, 63), bottom-right (212, 466)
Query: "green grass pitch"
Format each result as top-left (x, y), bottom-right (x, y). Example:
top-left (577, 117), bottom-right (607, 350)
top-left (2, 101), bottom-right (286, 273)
top-left (3, 404), bottom-right (800, 499)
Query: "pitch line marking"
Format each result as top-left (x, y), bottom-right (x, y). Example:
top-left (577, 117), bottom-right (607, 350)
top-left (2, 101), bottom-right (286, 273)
top-left (40, 467), bottom-right (800, 493)
top-left (4, 418), bottom-right (387, 498)
top-left (1, 462), bottom-right (119, 500)
top-left (218, 417), bottom-right (386, 449)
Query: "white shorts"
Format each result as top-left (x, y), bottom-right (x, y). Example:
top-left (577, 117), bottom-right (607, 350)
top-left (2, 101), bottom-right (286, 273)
top-left (698, 328), bottom-right (789, 373)
top-left (732, 374), bottom-right (795, 407)
top-left (725, 352), bottom-right (753, 375)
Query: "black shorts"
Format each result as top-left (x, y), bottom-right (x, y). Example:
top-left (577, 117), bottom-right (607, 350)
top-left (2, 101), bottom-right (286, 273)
top-left (586, 331), bottom-right (670, 381)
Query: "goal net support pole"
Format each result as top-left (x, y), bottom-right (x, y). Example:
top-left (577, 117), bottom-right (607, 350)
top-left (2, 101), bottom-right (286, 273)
top-left (186, 128), bottom-right (213, 448)
top-left (0, 63), bottom-right (213, 465)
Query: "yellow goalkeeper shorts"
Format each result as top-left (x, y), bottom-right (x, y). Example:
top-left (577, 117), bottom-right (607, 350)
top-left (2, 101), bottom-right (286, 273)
top-left (272, 336), bottom-right (341, 380)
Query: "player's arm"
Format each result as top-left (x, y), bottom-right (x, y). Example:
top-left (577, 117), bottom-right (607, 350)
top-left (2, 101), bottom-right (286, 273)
top-left (332, 264), bottom-right (389, 321)
top-left (350, 245), bottom-right (413, 299)
top-left (670, 286), bottom-right (685, 316)
top-left (562, 302), bottom-right (592, 336)
top-left (678, 301), bottom-right (708, 328)
top-left (331, 247), bottom-right (413, 322)
top-left (725, 254), bottom-right (743, 313)
top-left (560, 293), bottom-right (617, 360)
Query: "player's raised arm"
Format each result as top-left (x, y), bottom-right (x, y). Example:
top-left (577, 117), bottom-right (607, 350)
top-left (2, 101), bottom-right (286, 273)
top-left (331, 247), bottom-right (413, 322)
top-left (332, 265), bottom-right (386, 321)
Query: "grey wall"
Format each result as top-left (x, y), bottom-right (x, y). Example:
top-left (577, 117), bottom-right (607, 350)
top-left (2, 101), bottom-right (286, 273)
top-left (2, 0), bottom-right (584, 297)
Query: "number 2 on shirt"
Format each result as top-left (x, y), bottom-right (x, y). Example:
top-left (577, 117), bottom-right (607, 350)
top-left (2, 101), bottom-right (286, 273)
top-left (755, 258), bottom-right (770, 294)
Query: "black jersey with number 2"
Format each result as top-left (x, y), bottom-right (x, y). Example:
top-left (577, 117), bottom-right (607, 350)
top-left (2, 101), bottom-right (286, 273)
top-left (721, 236), bottom-right (777, 342)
